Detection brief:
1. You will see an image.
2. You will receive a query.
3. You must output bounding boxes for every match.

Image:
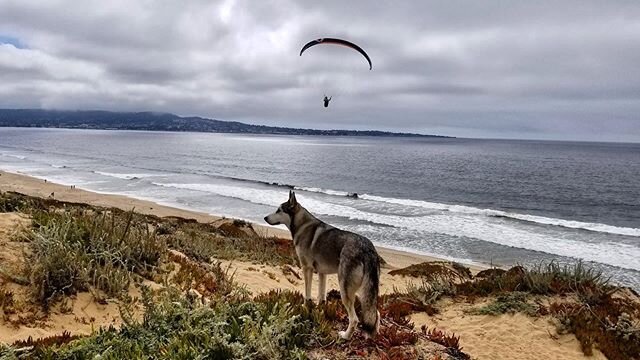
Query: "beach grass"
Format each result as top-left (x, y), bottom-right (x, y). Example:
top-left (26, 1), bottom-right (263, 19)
top-left (455, 261), bottom-right (613, 298)
top-left (1, 190), bottom-right (639, 359)
top-left (24, 208), bottom-right (166, 306)
top-left (0, 191), bottom-right (472, 359)
top-left (392, 260), bottom-right (640, 359)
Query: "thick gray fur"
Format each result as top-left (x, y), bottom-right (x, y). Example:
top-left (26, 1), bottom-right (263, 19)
top-left (264, 191), bottom-right (380, 340)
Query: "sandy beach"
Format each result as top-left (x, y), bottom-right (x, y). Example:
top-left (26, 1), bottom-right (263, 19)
top-left (0, 170), bottom-right (470, 272)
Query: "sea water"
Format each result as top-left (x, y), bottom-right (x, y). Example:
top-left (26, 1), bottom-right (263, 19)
top-left (1, 127), bottom-right (639, 289)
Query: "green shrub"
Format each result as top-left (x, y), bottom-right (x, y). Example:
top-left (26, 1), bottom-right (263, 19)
top-left (466, 292), bottom-right (538, 316)
top-left (523, 261), bottom-right (610, 299)
top-left (21, 287), bottom-right (325, 359)
top-left (24, 209), bottom-right (166, 306)
top-left (456, 261), bottom-right (611, 299)
top-left (28, 223), bottom-right (90, 305)
top-left (0, 344), bottom-right (17, 360)
top-left (0, 192), bottom-right (25, 212)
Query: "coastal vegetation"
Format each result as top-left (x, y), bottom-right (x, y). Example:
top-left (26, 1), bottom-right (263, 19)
top-left (0, 191), bottom-right (638, 359)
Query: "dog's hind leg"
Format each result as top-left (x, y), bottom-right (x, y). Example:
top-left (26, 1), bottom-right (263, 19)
top-left (358, 279), bottom-right (380, 339)
top-left (317, 273), bottom-right (327, 303)
top-left (303, 267), bottom-right (314, 301)
top-left (358, 255), bottom-right (381, 339)
top-left (338, 265), bottom-right (363, 340)
top-left (338, 286), bottom-right (358, 340)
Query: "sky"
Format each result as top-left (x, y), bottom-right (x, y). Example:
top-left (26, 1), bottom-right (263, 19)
top-left (0, 1), bottom-right (639, 142)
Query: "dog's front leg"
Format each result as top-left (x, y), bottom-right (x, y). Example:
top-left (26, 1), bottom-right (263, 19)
top-left (317, 273), bottom-right (326, 303)
top-left (303, 267), bottom-right (314, 301)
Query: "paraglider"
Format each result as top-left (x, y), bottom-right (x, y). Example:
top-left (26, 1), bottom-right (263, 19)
top-left (300, 37), bottom-right (372, 108)
top-left (300, 38), bottom-right (372, 70)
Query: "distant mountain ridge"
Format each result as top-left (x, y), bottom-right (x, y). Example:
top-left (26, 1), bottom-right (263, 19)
top-left (0, 109), bottom-right (449, 138)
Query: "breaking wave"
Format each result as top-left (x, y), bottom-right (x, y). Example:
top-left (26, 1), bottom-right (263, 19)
top-left (1, 153), bottom-right (26, 160)
top-left (206, 175), bottom-right (640, 237)
top-left (358, 194), bottom-right (640, 237)
top-left (93, 171), bottom-right (156, 180)
top-left (152, 182), bottom-right (640, 271)
top-left (294, 186), bottom-right (350, 197)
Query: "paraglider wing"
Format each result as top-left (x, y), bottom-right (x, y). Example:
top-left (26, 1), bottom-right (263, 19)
top-left (300, 38), bottom-right (372, 70)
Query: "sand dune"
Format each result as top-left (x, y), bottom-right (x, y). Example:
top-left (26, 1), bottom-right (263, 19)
top-left (0, 171), bottom-right (615, 359)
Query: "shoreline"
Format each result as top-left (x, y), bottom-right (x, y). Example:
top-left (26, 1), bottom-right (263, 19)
top-left (0, 170), bottom-right (485, 272)
top-left (0, 169), bottom-right (625, 359)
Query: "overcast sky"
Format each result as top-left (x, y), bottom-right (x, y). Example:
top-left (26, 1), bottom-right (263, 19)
top-left (1, 1), bottom-right (639, 142)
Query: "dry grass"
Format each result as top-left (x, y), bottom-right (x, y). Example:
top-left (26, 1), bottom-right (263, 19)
top-left (388, 262), bottom-right (469, 282)
top-left (549, 295), bottom-right (640, 360)
top-left (0, 289), bottom-right (15, 317)
top-left (169, 251), bottom-right (236, 297)
top-left (23, 208), bottom-right (167, 306)
top-left (421, 326), bottom-right (470, 360)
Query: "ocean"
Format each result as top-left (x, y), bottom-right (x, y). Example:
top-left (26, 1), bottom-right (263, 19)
top-left (1, 127), bottom-right (639, 289)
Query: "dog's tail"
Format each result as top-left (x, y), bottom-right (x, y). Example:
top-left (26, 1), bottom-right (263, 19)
top-left (360, 251), bottom-right (381, 338)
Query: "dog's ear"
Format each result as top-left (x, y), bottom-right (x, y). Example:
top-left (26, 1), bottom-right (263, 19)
top-left (288, 190), bottom-right (297, 205)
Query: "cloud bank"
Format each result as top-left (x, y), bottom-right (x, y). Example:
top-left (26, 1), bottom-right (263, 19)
top-left (1, 0), bottom-right (639, 141)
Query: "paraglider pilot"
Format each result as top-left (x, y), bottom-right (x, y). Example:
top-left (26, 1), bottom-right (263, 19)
top-left (323, 95), bottom-right (332, 108)
top-left (299, 37), bottom-right (371, 109)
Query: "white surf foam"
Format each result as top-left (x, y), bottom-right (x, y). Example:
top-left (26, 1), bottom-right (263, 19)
top-left (152, 182), bottom-right (640, 271)
top-left (360, 194), bottom-right (640, 237)
top-left (294, 186), bottom-right (350, 197)
top-left (1, 153), bottom-right (26, 160)
top-left (94, 171), bottom-right (156, 180)
top-left (233, 181), bottom-right (640, 237)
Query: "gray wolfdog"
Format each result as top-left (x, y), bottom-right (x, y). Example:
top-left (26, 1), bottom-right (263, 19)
top-left (264, 191), bottom-right (380, 339)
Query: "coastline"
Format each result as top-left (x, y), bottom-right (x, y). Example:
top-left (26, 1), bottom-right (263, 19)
top-left (0, 170), bottom-right (483, 272)
top-left (1, 169), bottom-right (622, 359)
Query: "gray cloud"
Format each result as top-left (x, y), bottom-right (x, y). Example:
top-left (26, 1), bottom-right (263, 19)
top-left (0, 0), bottom-right (639, 142)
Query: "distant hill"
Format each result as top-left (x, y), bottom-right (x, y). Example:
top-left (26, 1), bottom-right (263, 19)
top-left (0, 109), bottom-right (449, 138)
